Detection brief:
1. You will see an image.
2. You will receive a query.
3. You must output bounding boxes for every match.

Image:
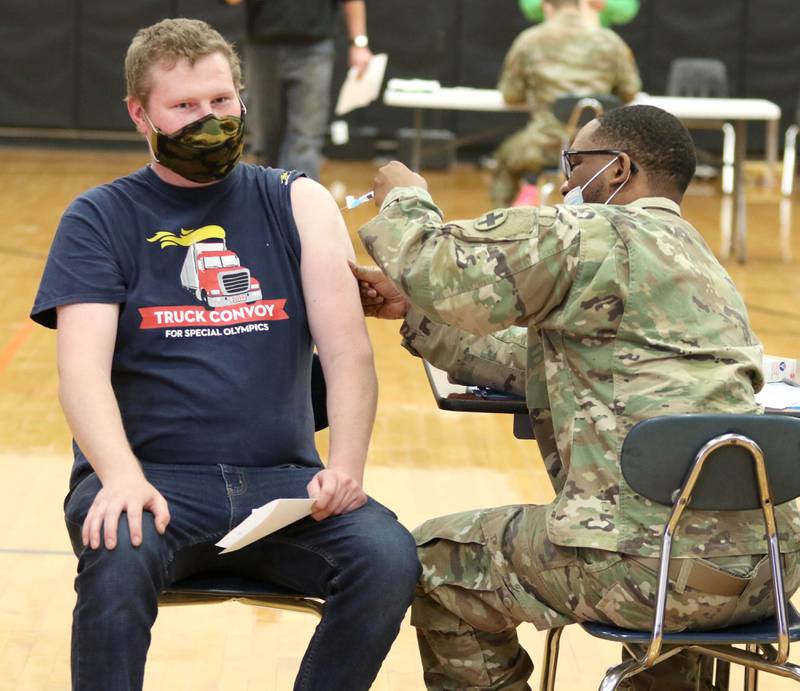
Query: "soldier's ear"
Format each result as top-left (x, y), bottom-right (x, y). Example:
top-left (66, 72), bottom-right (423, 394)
top-left (610, 153), bottom-right (634, 184)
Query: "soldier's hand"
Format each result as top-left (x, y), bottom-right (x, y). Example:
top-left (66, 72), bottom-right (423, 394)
top-left (373, 161), bottom-right (427, 208)
top-left (349, 262), bottom-right (409, 319)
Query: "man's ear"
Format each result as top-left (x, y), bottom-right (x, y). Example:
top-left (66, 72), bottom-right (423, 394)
top-left (609, 153), bottom-right (634, 185)
top-left (126, 97), bottom-right (149, 137)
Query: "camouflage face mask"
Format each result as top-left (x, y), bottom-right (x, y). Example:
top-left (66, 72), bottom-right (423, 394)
top-left (147, 109), bottom-right (245, 183)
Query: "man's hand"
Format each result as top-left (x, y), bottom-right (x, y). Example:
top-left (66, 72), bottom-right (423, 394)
top-left (349, 262), bottom-right (409, 319)
top-left (82, 472), bottom-right (170, 550)
top-left (349, 45), bottom-right (373, 78)
top-left (372, 161), bottom-right (427, 208)
top-left (306, 468), bottom-right (367, 521)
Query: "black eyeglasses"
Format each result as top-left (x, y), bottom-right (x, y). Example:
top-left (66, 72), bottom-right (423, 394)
top-left (560, 148), bottom-right (627, 178)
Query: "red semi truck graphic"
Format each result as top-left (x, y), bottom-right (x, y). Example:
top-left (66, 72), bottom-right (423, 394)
top-left (180, 240), bottom-right (262, 309)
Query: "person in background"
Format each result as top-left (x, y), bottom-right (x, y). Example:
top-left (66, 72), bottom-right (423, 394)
top-left (492, 0), bottom-right (640, 207)
top-left (519, 0), bottom-right (640, 27)
top-left (225, 0), bottom-right (372, 181)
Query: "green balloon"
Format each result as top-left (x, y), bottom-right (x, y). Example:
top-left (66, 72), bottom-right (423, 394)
top-left (518, 0), bottom-right (639, 27)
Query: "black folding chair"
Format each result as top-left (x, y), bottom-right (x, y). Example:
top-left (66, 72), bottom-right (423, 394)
top-left (539, 414), bottom-right (800, 691)
top-left (666, 57), bottom-right (734, 190)
top-left (535, 94), bottom-right (622, 203)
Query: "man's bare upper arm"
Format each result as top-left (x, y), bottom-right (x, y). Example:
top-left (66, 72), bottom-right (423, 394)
top-left (56, 303), bottom-right (120, 375)
top-left (290, 178), bottom-right (370, 357)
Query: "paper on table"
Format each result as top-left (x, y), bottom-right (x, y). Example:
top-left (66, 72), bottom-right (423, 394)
top-left (755, 381), bottom-right (800, 410)
top-left (386, 77), bottom-right (441, 93)
top-left (334, 53), bottom-right (388, 115)
top-left (216, 498), bottom-right (315, 554)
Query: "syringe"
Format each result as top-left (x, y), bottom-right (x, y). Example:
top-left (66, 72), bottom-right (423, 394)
top-left (342, 190), bottom-right (374, 210)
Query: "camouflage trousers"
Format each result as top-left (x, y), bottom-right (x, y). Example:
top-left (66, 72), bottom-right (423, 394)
top-left (412, 504), bottom-right (800, 690)
top-left (490, 117), bottom-right (566, 207)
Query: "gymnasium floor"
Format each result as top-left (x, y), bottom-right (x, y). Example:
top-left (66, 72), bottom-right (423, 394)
top-left (1, 147), bottom-right (800, 689)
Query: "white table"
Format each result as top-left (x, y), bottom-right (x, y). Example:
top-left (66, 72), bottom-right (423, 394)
top-left (384, 86), bottom-right (782, 263)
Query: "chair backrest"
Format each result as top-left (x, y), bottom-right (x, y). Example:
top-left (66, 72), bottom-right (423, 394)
top-left (621, 413), bottom-right (800, 667)
top-left (666, 58), bottom-right (729, 98)
top-left (621, 414), bottom-right (800, 510)
top-left (552, 94), bottom-right (622, 133)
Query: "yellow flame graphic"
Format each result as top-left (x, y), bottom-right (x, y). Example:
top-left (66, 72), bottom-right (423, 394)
top-left (146, 225), bottom-right (226, 248)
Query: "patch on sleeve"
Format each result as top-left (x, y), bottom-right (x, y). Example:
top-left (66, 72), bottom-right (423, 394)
top-left (474, 209), bottom-right (508, 231)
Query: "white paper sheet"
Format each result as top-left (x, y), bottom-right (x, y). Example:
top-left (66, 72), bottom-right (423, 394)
top-left (755, 381), bottom-right (800, 410)
top-left (334, 53), bottom-right (388, 115)
top-left (216, 498), bottom-right (315, 554)
top-left (386, 77), bottom-right (441, 93)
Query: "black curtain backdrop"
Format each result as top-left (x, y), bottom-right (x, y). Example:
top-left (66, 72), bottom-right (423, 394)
top-left (1, 0), bottom-right (799, 152)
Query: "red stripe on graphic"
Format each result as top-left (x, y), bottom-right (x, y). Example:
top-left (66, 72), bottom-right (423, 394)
top-left (139, 300), bottom-right (288, 329)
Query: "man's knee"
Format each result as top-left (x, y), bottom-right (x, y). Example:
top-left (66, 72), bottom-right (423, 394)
top-left (339, 505), bottom-right (420, 608)
top-left (365, 522), bottom-right (421, 604)
top-left (75, 514), bottom-right (167, 599)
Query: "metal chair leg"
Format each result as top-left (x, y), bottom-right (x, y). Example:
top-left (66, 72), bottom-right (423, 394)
top-left (743, 643), bottom-right (759, 691)
top-left (598, 646), bottom-right (686, 691)
top-left (691, 644), bottom-right (800, 684)
top-left (538, 626), bottom-right (563, 691)
top-left (599, 656), bottom-right (649, 691)
top-left (714, 658), bottom-right (731, 690)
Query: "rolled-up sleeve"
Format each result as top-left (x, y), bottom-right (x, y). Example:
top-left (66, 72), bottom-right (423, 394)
top-left (358, 187), bottom-right (581, 336)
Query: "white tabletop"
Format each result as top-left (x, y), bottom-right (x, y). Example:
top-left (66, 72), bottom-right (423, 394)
top-left (634, 95), bottom-right (781, 122)
top-left (384, 86), bottom-right (526, 112)
top-left (383, 86), bottom-right (781, 122)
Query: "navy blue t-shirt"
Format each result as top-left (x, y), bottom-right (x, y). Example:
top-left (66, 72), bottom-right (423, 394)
top-left (32, 164), bottom-right (323, 488)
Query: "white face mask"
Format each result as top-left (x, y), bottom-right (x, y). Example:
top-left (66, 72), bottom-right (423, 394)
top-left (563, 156), bottom-right (631, 206)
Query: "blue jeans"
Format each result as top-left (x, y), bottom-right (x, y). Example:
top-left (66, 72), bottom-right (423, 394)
top-left (64, 463), bottom-right (420, 691)
top-left (245, 39), bottom-right (335, 181)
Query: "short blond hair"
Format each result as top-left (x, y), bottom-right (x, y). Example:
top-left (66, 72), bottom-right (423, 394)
top-left (125, 18), bottom-right (242, 104)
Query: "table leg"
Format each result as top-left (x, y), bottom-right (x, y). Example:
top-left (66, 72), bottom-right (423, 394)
top-left (765, 119), bottom-right (778, 187)
top-left (733, 120), bottom-right (748, 263)
top-left (719, 194), bottom-right (732, 260)
top-left (412, 108), bottom-right (423, 172)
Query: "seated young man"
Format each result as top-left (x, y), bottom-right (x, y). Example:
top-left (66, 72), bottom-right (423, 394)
top-left (353, 105), bottom-right (800, 690)
top-left (31, 18), bottom-right (419, 691)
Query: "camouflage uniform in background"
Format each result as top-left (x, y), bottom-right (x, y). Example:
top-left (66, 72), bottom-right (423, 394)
top-left (493, 10), bottom-right (641, 205)
top-left (359, 189), bottom-right (800, 690)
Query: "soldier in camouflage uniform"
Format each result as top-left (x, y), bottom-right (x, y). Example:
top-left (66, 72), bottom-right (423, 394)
top-left (493, 0), bottom-right (641, 206)
top-left (354, 105), bottom-right (800, 690)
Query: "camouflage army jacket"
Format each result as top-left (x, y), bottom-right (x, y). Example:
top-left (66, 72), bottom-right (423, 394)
top-left (499, 10), bottom-right (641, 120)
top-left (359, 188), bottom-right (800, 558)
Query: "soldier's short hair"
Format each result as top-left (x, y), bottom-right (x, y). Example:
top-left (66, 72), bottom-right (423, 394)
top-left (125, 18), bottom-right (242, 105)
top-left (594, 105), bottom-right (697, 194)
